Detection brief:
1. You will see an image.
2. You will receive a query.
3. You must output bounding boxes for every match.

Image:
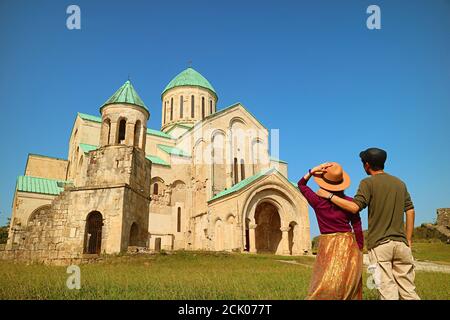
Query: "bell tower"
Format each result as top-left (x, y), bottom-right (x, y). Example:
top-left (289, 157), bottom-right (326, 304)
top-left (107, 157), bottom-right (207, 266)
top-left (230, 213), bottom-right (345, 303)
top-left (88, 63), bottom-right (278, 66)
top-left (78, 80), bottom-right (152, 253)
top-left (99, 80), bottom-right (149, 150)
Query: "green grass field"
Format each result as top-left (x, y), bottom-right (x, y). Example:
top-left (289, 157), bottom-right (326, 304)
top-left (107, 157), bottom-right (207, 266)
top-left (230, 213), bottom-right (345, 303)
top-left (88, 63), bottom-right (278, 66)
top-left (412, 242), bottom-right (450, 264)
top-left (0, 251), bottom-right (449, 300)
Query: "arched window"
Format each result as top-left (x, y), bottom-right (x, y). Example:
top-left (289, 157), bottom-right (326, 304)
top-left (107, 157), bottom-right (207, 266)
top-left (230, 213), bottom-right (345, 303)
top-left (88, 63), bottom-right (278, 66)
top-left (74, 147), bottom-right (79, 163)
top-left (101, 119), bottom-right (111, 146)
top-left (118, 119), bottom-right (126, 144)
top-left (233, 157), bottom-right (239, 185)
top-left (164, 101), bottom-right (167, 124)
top-left (28, 205), bottom-right (51, 226)
top-left (177, 207), bottom-right (181, 232)
top-left (210, 100), bottom-right (213, 114)
top-left (105, 119), bottom-right (111, 145)
top-left (73, 147), bottom-right (79, 176)
top-left (191, 95), bottom-right (195, 118)
top-left (151, 177), bottom-right (165, 197)
top-left (133, 120), bottom-right (141, 147)
top-left (202, 97), bottom-right (205, 119)
top-left (170, 98), bottom-right (174, 121)
top-left (129, 222), bottom-right (139, 247)
top-left (73, 129), bottom-right (78, 144)
top-left (212, 132), bottom-right (226, 195)
top-left (67, 162), bottom-right (71, 180)
top-left (240, 159), bottom-right (245, 180)
top-left (180, 95), bottom-right (184, 118)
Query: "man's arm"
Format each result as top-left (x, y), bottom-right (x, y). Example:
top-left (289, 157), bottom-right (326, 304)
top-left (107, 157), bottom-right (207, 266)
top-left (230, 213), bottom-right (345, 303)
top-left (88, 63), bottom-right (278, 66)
top-left (404, 187), bottom-right (415, 247)
top-left (405, 208), bottom-right (415, 247)
top-left (316, 188), bottom-right (361, 214)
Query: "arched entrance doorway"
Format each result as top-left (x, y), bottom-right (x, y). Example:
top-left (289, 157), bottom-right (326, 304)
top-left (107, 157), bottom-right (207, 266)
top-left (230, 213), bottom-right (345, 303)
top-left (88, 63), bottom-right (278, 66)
top-left (129, 222), bottom-right (139, 247)
top-left (84, 211), bottom-right (103, 254)
top-left (255, 202), bottom-right (282, 253)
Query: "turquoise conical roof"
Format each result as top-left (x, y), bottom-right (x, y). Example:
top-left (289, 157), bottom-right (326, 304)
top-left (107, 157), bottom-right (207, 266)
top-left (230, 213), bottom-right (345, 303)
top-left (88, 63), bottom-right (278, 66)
top-left (162, 67), bottom-right (217, 99)
top-left (101, 80), bottom-right (148, 111)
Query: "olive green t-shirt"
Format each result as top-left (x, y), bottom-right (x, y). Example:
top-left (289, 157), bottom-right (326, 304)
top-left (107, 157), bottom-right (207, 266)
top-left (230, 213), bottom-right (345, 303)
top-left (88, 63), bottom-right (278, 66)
top-left (353, 173), bottom-right (414, 250)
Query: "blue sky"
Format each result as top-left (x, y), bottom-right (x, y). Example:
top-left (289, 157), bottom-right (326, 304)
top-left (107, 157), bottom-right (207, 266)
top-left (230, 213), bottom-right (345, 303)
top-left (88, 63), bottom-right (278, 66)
top-left (0, 0), bottom-right (449, 237)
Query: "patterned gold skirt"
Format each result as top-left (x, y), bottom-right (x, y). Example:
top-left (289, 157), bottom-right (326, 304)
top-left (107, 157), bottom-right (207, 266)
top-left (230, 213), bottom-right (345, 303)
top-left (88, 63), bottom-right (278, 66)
top-left (307, 232), bottom-right (363, 300)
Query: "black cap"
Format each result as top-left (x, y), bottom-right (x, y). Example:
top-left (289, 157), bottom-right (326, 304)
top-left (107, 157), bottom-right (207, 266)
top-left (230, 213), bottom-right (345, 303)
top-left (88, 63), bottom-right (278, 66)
top-left (359, 147), bottom-right (387, 169)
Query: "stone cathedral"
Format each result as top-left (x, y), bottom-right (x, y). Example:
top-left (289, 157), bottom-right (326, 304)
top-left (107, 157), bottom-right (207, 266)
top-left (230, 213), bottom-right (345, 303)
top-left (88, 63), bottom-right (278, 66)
top-left (2, 67), bottom-right (311, 263)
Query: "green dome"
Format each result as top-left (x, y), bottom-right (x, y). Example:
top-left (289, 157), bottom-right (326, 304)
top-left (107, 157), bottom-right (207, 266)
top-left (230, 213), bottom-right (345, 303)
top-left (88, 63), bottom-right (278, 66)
top-left (162, 67), bottom-right (217, 99)
top-left (101, 80), bottom-right (148, 112)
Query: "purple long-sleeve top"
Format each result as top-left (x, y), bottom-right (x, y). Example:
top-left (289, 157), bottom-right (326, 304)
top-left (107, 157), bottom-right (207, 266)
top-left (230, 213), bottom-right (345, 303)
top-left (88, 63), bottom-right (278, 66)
top-left (298, 177), bottom-right (364, 250)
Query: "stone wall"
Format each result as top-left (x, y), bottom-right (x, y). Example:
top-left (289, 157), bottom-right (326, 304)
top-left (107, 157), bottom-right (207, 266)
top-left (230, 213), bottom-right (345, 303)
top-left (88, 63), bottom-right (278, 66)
top-left (437, 208), bottom-right (450, 228)
top-left (1, 143), bottom-right (152, 264)
top-left (67, 115), bottom-right (101, 181)
top-left (9, 192), bottom-right (55, 230)
top-left (2, 188), bottom-right (84, 264)
top-left (83, 145), bottom-right (150, 189)
top-left (419, 208), bottom-right (450, 244)
top-left (121, 187), bottom-right (151, 249)
top-left (25, 154), bottom-right (69, 181)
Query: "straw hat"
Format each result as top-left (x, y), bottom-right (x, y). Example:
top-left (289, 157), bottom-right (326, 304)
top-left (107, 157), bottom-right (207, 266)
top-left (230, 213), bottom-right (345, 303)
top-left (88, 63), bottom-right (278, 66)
top-left (313, 162), bottom-right (351, 192)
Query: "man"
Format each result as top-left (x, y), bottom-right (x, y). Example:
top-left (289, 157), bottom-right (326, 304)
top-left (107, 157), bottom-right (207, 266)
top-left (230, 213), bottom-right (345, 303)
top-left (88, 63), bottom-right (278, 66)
top-left (316, 147), bottom-right (420, 300)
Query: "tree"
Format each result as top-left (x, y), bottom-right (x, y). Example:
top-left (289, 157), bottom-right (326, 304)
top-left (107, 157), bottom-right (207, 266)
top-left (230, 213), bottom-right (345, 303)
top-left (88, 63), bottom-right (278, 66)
top-left (0, 218), bottom-right (10, 244)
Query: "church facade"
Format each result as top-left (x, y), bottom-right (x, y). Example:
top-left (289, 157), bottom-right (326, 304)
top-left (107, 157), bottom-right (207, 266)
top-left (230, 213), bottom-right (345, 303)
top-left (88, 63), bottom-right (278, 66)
top-left (2, 67), bottom-right (311, 263)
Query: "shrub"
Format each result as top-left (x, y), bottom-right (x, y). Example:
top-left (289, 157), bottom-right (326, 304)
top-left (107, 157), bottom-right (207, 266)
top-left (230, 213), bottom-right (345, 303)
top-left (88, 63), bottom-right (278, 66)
top-left (0, 219), bottom-right (10, 244)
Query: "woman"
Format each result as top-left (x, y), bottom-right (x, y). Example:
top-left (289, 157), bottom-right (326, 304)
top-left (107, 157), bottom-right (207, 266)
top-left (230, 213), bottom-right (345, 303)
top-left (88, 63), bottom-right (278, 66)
top-left (298, 162), bottom-right (363, 300)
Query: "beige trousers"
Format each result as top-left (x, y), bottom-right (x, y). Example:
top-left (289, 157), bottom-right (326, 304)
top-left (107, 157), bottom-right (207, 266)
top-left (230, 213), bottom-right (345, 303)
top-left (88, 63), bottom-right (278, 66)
top-left (368, 240), bottom-right (420, 300)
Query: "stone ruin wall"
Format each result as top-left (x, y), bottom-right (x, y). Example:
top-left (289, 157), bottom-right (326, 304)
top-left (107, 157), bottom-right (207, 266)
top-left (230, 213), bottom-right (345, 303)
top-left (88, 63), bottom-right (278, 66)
top-left (420, 208), bottom-right (450, 244)
top-left (436, 208), bottom-right (450, 228)
top-left (0, 188), bottom-right (84, 265)
top-left (0, 145), bottom-right (152, 265)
